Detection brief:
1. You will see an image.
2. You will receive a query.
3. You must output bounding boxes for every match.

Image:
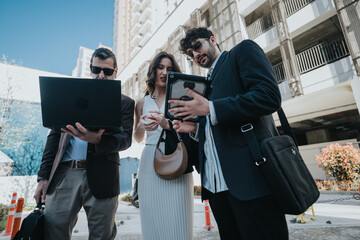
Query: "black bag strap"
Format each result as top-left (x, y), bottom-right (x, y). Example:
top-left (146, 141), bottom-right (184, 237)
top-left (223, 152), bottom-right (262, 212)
top-left (156, 128), bottom-right (182, 148)
top-left (241, 107), bottom-right (297, 166)
top-left (277, 108), bottom-right (298, 147)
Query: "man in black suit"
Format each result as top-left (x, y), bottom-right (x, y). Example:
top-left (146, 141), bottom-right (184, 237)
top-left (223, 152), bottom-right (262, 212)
top-left (33, 48), bottom-right (135, 240)
top-left (170, 27), bottom-right (288, 239)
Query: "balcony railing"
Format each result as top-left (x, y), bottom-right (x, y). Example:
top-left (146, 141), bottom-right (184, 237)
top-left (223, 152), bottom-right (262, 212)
top-left (284, 0), bottom-right (315, 17)
top-left (273, 62), bottom-right (286, 83)
top-left (296, 38), bottom-right (349, 73)
top-left (272, 38), bottom-right (350, 82)
top-left (246, 12), bottom-right (274, 40)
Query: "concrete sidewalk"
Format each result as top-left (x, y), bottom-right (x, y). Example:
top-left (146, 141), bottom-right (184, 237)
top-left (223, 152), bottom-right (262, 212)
top-left (1, 191), bottom-right (359, 239)
top-left (71, 191), bottom-right (360, 240)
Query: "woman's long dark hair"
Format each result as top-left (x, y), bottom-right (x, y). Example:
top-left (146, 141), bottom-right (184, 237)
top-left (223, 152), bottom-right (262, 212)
top-left (145, 51), bottom-right (181, 96)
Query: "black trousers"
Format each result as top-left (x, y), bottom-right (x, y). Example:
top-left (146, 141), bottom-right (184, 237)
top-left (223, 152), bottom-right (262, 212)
top-left (204, 188), bottom-right (289, 240)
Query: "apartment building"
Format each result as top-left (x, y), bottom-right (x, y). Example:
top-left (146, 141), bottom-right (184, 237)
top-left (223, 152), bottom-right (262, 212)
top-left (72, 46), bottom-right (94, 78)
top-left (72, 44), bottom-right (112, 78)
top-left (113, 0), bottom-right (132, 72)
top-left (113, 0), bottom-right (183, 72)
top-left (115, 0), bottom-right (360, 179)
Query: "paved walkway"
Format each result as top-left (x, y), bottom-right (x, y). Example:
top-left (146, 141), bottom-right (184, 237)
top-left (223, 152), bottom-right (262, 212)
top-left (1, 191), bottom-right (359, 239)
top-left (71, 191), bottom-right (360, 240)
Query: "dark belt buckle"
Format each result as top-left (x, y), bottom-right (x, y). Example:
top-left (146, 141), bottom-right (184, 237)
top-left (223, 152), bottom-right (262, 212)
top-left (71, 161), bottom-right (82, 169)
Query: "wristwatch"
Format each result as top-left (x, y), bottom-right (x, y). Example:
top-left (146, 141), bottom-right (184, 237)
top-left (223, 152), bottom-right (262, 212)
top-left (37, 176), bottom-right (45, 182)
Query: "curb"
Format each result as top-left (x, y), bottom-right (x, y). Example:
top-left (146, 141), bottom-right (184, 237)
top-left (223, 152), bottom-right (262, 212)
top-left (320, 191), bottom-right (358, 195)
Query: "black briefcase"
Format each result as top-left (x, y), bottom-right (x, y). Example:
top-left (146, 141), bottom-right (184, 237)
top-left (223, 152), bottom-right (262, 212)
top-left (242, 108), bottom-right (320, 215)
top-left (13, 201), bottom-right (44, 240)
top-left (259, 135), bottom-right (320, 214)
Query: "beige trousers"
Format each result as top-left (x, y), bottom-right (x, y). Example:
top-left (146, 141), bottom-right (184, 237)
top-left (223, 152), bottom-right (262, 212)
top-left (44, 164), bottom-right (118, 240)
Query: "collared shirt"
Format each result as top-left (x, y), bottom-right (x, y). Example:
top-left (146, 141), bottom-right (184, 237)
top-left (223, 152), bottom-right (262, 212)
top-left (203, 51), bottom-right (228, 193)
top-left (61, 136), bottom-right (88, 162)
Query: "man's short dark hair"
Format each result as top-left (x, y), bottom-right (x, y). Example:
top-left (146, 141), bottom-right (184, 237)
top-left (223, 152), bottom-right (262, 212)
top-left (179, 27), bottom-right (215, 54)
top-left (90, 47), bottom-right (117, 69)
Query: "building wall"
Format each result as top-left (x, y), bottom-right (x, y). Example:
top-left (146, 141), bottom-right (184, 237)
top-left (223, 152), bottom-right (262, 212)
top-left (0, 63), bottom-right (69, 103)
top-left (113, 0), bottom-right (132, 72)
top-left (114, 0), bottom-right (360, 179)
top-left (72, 46), bottom-right (94, 78)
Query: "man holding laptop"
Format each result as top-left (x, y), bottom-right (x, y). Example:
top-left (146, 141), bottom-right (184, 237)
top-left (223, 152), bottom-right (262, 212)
top-left (34, 48), bottom-right (135, 240)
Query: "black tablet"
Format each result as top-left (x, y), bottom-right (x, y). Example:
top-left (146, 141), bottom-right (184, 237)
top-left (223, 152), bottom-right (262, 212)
top-left (165, 72), bottom-right (211, 122)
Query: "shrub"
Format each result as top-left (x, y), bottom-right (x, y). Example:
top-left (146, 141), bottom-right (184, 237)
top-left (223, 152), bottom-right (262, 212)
top-left (316, 143), bottom-right (360, 183)
top-left (194, 185), bottom-right (201, 196)
top-left (0, 204), bottom-right (9, 232)
top-left (119, 193), bottom-right (131, 202)
top-left (315, 179), bottom-right (359, 191)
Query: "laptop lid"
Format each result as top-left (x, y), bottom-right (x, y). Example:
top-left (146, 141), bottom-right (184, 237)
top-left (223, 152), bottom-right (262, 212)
top-left (39, 76), bottom-right (122, 131)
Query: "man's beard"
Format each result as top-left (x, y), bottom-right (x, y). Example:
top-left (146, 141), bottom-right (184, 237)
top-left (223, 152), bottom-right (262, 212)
top-left (199, 46), bottom-right (216, 68)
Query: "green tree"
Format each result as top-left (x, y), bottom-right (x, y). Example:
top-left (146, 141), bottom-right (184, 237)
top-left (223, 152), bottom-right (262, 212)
top-left (0, 55), bottom-right (41, 175)
top-left (8, 133), bottom-right (45, 176)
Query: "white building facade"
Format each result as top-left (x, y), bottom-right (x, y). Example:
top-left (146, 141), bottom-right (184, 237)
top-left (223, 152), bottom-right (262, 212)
top-left (114, 0), bottom-right (360, 179)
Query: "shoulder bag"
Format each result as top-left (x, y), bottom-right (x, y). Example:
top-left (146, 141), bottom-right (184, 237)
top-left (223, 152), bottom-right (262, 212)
top-left (241, 108), bottom-right (320, 215)
top-left (154, 129), bottom-right (188, 180)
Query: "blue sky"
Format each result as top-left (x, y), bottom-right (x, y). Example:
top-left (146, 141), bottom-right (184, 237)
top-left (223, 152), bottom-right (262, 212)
top-left (0, 0), bottom-right (114, 75)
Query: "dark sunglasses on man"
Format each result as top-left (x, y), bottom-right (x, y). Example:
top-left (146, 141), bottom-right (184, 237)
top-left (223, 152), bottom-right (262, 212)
top-left (186, 40), bottom-right (203, 61)
top-left (90, 64), bottom-right (116, 76)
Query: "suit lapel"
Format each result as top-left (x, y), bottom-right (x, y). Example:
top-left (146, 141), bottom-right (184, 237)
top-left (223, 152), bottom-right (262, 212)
top-left (46, 133), bottom-right (71, 190)
top-left (209, 51), bottom-right (228, 81)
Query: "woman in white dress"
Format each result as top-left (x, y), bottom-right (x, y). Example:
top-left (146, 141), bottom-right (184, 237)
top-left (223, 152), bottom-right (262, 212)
top-left (134, 52), bottom-right (195, 240)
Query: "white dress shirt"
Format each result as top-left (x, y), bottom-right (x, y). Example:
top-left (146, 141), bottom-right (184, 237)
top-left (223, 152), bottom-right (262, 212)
top-left (192, 51), bottom-right (228, 193)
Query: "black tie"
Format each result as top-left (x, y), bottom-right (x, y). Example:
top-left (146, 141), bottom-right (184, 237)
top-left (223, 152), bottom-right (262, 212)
top-left (207, 67), bottom-right (213, 79)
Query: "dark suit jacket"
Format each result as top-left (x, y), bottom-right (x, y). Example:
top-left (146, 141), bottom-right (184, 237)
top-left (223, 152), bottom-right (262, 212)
top-left (38, 94), bottom-right (135, 199)
top-left (198, 40), bottom-right (281, 201)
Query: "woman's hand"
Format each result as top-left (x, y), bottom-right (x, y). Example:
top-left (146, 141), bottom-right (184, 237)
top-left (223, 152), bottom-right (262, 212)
top-left (148, 110), bottom-right (170, 130)
top-left (139, 114), bottom-right (159, 131)
top-left (172, 120), bottom-right (197, 134)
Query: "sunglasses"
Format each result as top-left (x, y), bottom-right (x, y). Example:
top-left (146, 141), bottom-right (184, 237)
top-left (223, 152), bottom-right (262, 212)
top-left (186, 41), bottom-right (203, 61)
top-left (90, 65), bottom-right (115, 76)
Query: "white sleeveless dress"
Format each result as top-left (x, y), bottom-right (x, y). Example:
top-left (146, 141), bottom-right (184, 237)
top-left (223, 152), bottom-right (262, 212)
top-left (138, 95), bottom-right (194, 240)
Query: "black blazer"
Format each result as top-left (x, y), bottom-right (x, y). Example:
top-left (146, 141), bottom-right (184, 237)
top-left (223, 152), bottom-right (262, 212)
top-left (198, 40), bottom-right (281, 201)
top-left (38, 94), bottom-right (135, 199)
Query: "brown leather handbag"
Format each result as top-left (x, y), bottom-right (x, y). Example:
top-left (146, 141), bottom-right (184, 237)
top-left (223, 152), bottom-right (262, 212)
top-left (154, 129), bottom-right (188, 180)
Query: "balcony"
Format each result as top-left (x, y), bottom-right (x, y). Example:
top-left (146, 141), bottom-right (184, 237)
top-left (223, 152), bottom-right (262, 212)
top-left (286, 0), bottom-right (336, 34)
top-left (296, 38), bottom-right (349, 74)
top-left (284, 0), bottom-right (315, 17)
top-left (246, 0), bottom-right (336, 50)
top-left (131, 33), bottom-right (142, 47)
top-left (139, 31), bottom-right (151, 47)
top-left (273, 62), bottom-right (286, 84)
top-left (131, 0), bottom-right (140, 12)
top-left (139, 19), bottom-right (151, 35)
top-left (131, 11), bottom-right (140, 23)
top-left (131, 22), bottom-right (142, 35)
top-left (131, 46), bottom-right (141, 58)
top-left (139, 5), bottom-right (151, 23)
top-left (273, 38), bottom-right (353, 96)
top-left (246, 12), bottom-right (274, 40)
top-left (139, 0), bottom-right (150, 11)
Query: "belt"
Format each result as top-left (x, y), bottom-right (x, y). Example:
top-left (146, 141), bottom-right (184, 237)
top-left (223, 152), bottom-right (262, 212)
top-left (62, 160), bottom-right (86, 169)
